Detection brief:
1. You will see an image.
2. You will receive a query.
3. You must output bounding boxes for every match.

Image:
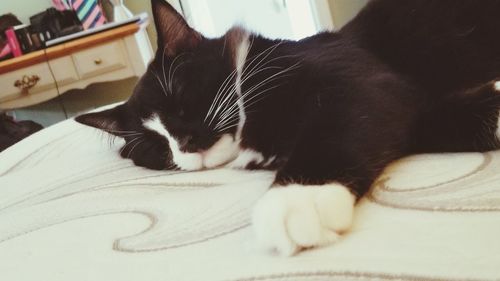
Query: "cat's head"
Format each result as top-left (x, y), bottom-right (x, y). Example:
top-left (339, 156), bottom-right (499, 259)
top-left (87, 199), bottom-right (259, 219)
top-left (76, 0), bottom-right (253, 170)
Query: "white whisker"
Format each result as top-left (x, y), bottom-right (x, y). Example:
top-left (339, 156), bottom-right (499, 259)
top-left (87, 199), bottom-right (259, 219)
top-left (215, 63), bottom-right (299, 128)
top-left (127, 139), bottom-right (145, 158)
top-left (208, 84), bottom-right (237, 126)
top-left (238, 66), bottom-right (284, 89)
top-left (216, 123), bottom-right (240, 132)
top-left (221, 36), bottom-right (227, 57)
top-left (168, 53), bottom-right (189, 93)
top-left (241, 86), bottom-right (284, 109)
top-left (169, 61), bottom-right (186, 92)
top-left (165, 163), bottom-right (178, 170)
top-left (215, 113), bottom-right (240, 130)
top-left (161, 46), bottom-right (168, 94)
top-left (119, 136), bottom-right (143, 155)
top-left (214, 61), bottom-right (300, 129)
top-left (242, 41), bottom-right (283, 77)
top-left (242, 61), bottom-right (301, 98)
top-left (205, 68), bottom-right (239, 123)
top-left (209, 40), bottom-right (300, 131)
top-left (150, 69), bottom-right (169, 97)
top-left (106, 129), bottom-right (140, 134)
top-left (215, 83), bottom-right (283, 130)
top-left (207, 38), bottom-right (275, 125)
top-left (119, 133), bottom-right (144, 138)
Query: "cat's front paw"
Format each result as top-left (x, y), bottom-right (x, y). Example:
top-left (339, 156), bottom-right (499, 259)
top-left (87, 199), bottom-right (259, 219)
top-left (252, 184), bottom-right (355, 256)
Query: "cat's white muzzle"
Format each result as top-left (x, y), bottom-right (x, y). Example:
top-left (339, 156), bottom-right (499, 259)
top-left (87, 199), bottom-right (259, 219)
top-left (169, 134), bottom-right (240, 171)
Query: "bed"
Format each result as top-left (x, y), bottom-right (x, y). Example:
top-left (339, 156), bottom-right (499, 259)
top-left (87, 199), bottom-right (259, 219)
top-left (1, 110), bottom-right (499, 281)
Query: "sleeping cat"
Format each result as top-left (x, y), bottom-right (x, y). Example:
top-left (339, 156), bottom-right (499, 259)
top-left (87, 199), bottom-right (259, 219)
top-left (76, 0), bottom-right (500, 256)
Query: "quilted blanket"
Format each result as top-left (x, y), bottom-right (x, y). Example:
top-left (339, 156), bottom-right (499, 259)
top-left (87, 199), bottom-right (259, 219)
top-left (1, 116), bottom-right (499, 281)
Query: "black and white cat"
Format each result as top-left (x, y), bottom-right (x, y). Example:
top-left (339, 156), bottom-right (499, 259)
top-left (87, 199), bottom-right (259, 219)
top-left (76, 0), bottom-right (500, 255)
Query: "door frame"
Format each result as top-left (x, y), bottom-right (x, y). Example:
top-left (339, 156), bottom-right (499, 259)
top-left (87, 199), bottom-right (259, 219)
top-left (309, 0), bottom-right (335, 31)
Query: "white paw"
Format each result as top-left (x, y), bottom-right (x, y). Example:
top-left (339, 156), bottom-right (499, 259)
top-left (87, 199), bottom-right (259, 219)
top-left (252, 183), bottom-right (355, 256)
top-left (494, 81), bottom-right (500, 92)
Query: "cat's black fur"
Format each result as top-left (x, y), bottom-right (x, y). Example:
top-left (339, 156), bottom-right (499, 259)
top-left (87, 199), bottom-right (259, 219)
top-left (77, 0), bottom-right (500, 198)
top-left (0, 113), bottom-right (43, 153)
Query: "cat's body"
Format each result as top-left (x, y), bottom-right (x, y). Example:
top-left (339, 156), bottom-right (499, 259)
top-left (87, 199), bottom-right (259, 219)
top-left (77, 0), bottom-right (500, 255)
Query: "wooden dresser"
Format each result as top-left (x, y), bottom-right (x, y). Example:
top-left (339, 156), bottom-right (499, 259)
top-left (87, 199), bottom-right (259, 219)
top-left (0, 23), bottom-right (153, 110)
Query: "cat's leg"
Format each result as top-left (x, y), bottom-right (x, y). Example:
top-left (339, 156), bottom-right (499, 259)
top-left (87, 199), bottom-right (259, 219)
top-left (252, 142), bottom-right (384, 256)
top-left (252, 182), bottom-right (355, 256)
top-left (415, 80), bottom-right (500, 153)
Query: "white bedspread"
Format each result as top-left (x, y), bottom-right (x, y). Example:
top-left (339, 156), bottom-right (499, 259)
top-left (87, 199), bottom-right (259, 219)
top-left (1, 117), bottom-right (499, 281)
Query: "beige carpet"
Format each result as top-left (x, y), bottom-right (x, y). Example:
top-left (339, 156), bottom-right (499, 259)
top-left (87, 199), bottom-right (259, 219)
top-left (1, 117), bottom-right (499, 281)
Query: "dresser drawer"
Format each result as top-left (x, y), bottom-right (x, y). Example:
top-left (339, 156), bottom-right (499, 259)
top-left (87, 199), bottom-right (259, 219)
top-left (48, 56), bottom-right (79, 86)
top-left (0, 62), bottom-right (56, 103)
top-left (72, 41), bottom-right (128, 80)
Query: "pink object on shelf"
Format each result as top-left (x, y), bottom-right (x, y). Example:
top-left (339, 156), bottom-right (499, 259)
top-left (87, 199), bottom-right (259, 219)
top-left (5, 28), bottom-right (22, 57)
top-left (0, 44), bottom-right (11, 58)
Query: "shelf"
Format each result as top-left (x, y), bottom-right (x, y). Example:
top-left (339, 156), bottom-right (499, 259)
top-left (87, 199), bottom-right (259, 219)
top-left (0, 23), bottom-right (140, 75)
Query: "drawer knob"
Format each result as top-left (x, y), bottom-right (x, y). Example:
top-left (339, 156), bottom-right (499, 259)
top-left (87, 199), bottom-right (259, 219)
top-left (14, 75), bottom-right (40, 92)
top-left (94, 58), bottom-right (103, 65)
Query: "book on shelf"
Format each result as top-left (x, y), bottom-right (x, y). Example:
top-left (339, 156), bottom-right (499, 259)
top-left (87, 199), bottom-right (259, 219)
top-left (13, 25), bottom-right (34, 54)
top-left (3, 24), bottom-right (53, 59)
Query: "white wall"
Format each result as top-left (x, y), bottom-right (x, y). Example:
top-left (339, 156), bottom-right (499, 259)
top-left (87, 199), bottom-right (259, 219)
top-left (0, 1), bottom-right (52, 23)
top-left (328, 0), bottom-right (369, 29)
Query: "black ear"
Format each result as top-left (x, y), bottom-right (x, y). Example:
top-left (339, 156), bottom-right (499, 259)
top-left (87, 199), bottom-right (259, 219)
top-left (151, 0), bottom-right (202, 56)
top-left (75, 105), bottom-right (125, 136)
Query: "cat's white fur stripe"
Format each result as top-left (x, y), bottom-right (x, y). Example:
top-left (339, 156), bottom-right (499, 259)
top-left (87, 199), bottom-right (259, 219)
top-left (235, 31), bottom-right (250, 140)
top-left (252, 183), bottom-right (355, 256)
